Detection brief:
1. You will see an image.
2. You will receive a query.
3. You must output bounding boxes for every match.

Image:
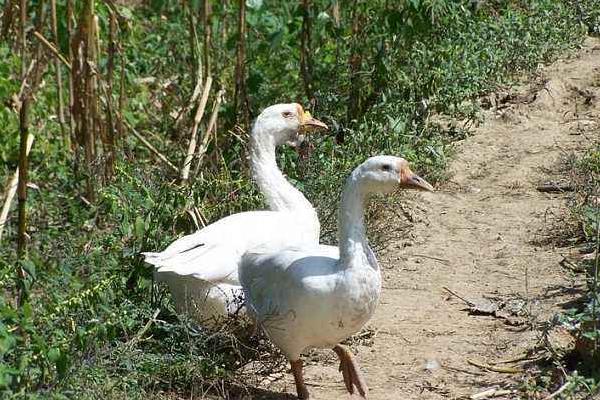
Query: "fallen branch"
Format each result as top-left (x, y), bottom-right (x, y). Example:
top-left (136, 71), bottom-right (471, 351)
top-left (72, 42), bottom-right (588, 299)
top-left (536, 182), bottom-right (574, 193)
top-left (490, 352), bottom-right (541, 365)
top-left (470, 388), bottom-right (514, 399)
top-left (32, 30), bottom-right (72, 71)
top-left (443, 286), bottom-right (474, 306)
top-left (467, 359), bottom-right (522, 374)
top-left (0, 133), bottom-right (34, 241)
top-left (124, 120), bottom-right (179, 173)
top-left (125, 308), bottom-right (160, 348)
top-left (181, 76), bottom-right (213, 182)
top-left (542, 381), bottom-right (571, 400)
top-left (412, 254), bottom-right (451, 265)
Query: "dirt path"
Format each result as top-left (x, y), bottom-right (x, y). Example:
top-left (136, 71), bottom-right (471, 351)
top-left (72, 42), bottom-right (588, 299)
top-left (254, 38), bottom-right (600, 400)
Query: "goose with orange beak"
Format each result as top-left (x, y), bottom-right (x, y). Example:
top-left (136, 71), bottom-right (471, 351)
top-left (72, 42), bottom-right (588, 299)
top-left (240, 156), bottom-right (433, 399)
top-left (143, 103), bottom-right (328, 326)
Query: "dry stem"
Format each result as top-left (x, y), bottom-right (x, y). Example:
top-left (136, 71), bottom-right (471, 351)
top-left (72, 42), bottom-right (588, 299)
top-left (194, 89), bottom-right (224, 175)
top-left (0, 134), bottom-right (34, 242)
top-left (50, 0), bottom-right (66, 138)
top-left (181, 76), bottom-right (213, 182)
top-left (32, 31), bottom-right (72, 71)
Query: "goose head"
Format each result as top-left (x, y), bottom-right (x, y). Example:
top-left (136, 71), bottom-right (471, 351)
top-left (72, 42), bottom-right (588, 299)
top-left (352, 155), bottom-right (434, 194)
top-left (252, 103), bottom-right (328, 146)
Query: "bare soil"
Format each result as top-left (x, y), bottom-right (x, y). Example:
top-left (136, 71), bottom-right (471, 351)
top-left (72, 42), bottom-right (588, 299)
top-left (246, 37), bottom-right (600, 400)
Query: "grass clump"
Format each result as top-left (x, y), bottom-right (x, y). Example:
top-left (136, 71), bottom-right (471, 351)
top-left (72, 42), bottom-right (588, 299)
top-left (525, 144), bottom-right (600, 398)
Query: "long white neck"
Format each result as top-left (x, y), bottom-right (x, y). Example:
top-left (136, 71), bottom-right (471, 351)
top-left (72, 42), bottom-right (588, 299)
top-left (249, 124), bottom-right (314, 213)
top-left (338, 174), bottom-right (371, 266)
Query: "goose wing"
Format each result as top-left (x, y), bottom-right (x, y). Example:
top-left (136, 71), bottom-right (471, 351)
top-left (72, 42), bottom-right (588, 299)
top-left (143, 210), bottom-right (317, 284)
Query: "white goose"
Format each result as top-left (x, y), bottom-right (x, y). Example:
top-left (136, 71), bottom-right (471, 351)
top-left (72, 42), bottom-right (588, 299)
top-left (239, 156), bottom-right (433, 399)
top-left (143, 104), bottom-right (327, 325)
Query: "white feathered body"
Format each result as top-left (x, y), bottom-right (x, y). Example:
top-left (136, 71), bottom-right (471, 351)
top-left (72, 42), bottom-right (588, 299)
top-left (240, 244), bottom-right (381, 360)
top-left (143, 103), bottom-right (326, 326)
top-left (144, 209), bottom-right (319, 325)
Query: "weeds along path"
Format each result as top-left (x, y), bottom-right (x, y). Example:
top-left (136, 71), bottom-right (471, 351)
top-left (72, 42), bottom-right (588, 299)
top-left (260, 38), bottom-right (600, 399)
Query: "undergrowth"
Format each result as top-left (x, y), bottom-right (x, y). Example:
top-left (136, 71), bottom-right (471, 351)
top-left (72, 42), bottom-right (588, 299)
top-left (548, 144), bottom-right (600, 398)
top-left (0, 0), bottom-right (595, 398)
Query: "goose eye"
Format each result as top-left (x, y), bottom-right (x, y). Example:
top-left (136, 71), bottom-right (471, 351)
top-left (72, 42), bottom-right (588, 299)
top-left (381, 164), bottom-right (391, 171)
top-left (282, 111), bottom-right (294, 118)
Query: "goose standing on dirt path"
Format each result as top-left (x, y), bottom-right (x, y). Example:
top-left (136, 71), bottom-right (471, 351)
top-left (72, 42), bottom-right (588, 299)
top-left (143, 104), bottom-right (328, 325)
top-left (240, 156), bottom-right (434, 399)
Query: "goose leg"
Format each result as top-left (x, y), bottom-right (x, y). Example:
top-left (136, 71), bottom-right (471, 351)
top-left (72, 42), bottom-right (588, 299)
top-left (333, 344), bottom-right (368, 399)
top-left (290, 359), bottom-right (310, 399)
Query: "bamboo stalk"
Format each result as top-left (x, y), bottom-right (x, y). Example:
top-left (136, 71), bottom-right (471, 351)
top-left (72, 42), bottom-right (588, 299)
top-left (30, 0), bottom-right (47, 91)
top-left (16, 59), bottom-right (36, 107)
top-left (1, 0), bottom-right (15, 39)
top-left (181, 76), bottom-right (213, 182)
top-left (105, 9), bottom-right (118, 179)
top-left (83, 0), bottom-right (96, 201)
top-left (0, 134), bottom-right (34, 242)
top-left (174, 75), bottom-right (203, 129)
top-left (201, 0), bottom-right (211, 79)
top-left (346, 0), bottom-right (363, 132)
top-left (194, 89), bottom-right (224, 174)
top-left (233, 0), bottom-right (248, 127)
top-left (300, 0), bottom-right (313, 100)
top-left (117, 24), bottom-right (126, 139)
top-left (16, 97), bottom-right (30, 304)
top-left (186, 1), bottom-right (202, 87)
top-left (67, 0), bottom-right (75, 144)
top-left (50, 0), bottom-right (66, 141)
top-left (19, 0), bottom-right (26, 78)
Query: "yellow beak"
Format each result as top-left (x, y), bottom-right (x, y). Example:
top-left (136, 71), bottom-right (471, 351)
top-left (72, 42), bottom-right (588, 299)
top-left (299, 109), bottom-right (328, 131)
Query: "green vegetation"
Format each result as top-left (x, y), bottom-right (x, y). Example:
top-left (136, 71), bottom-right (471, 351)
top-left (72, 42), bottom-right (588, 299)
top-left (0, 0), bottom-right (597, 398)
top-left (549, 145), bottom-right (600, 397)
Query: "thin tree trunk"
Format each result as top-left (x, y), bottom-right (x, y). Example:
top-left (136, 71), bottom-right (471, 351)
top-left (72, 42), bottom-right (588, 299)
top-left (84, 2), bottom-right (96, 201)
top-left (346, 0), bottom-right (363, 132)
top-left (16, 97), bottom-right (30, 305)
top-left (15, 0), bottom-right (30, 306)
top-left (19, 0), bottom-right (27, 78)
top-left (1, 0), bottom-right (15, 40)
top-left (233, 0), bottom-right (249, 128)
top-left (201, 0), bottom-right (212, 80)
top-left (50, 0), bottom-right (66, 140)
top-left (30, 0), bottom-right (47, 91)
top-left (67, 0), bottom-right (75, 146)
top-left (117, 43), bottom-right (126, 138)
top-left (300, 0), bottom-right (314, 101)
top-left (105, 9), bottom-right (117, 179)
top-left (0, 134), bottom-right (34, 242)
top-left (71, 0), bottom-right (97, 202)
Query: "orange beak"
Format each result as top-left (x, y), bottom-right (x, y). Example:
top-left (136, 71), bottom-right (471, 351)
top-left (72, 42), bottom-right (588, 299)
top-left (400, 167), bottom-right (434, 192)
top-left (297, 104), bottom-right (328, 131)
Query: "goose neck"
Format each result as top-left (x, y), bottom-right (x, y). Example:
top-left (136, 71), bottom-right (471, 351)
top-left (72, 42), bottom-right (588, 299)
top-left (338, 176), bottom-right (369, 265)
top-left (249, 125), bottom-right (313, 213)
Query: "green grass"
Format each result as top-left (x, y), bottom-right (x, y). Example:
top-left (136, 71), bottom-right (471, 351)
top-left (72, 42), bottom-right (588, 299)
top-left (523, 144), bottom-right (600, 398)
top-left (0, 0), bottom-right (596, 398)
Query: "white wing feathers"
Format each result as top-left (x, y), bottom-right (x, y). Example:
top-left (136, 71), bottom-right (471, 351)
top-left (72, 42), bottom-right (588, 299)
top-left (143, 210), bottom-right (318, 284)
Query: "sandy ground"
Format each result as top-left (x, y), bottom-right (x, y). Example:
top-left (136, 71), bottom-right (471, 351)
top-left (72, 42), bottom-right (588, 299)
top-left (238, 37), bottom-right (600, 400)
